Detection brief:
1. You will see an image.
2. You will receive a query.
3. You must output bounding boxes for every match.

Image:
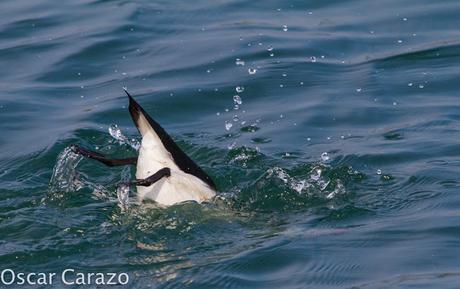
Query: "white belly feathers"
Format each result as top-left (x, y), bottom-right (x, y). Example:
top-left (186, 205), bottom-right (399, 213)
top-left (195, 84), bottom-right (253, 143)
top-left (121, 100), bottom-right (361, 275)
top-left (135, 131), bottom-right (216, 206)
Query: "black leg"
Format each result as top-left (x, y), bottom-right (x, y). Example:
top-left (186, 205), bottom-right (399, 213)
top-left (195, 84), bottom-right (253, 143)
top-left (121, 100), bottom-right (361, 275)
top-left (71, 145), bottom-right (137, 167)
top-left (132, 168), bottom-right (171, 187)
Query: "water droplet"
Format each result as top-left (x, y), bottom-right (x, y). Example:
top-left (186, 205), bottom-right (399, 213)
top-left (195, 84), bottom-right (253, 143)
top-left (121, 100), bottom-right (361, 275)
top-left (310, 56), bottom-right (317, 63)
top-left (321, 152), bottom-right (330, 162)
top-left (356, 88), bottom-right (362, 92)
top-left (235, 58), bottom-right (245, 66)
top-left (408, 82), bottom-right (413, 87)
top-left (393, 101), bottom-right (397, 106)
top-left (225, 122), bottom-right (233, 131)
top-left (419, 84), bottom-right (425, 89)
top-left (377, 169), bottom-right (382, 175)
top-left (270, 53), bottom-right (274, 57)
top-left (233, 95), bottom-right (243, 105)
top-left (282, 73), bottom-right (287, 77)
top-left (282, 25), bottom-right (288, 32)
top-left (236, 86), bottom-right (244, 93)
top-left (397, 40), bottom-right (403, 43)
top-left (248, 68), bottom-right (257, 75)
top-left (267, 46), bottom-right (274, 52)
top-left (403, 17), bottom-right (408, 21)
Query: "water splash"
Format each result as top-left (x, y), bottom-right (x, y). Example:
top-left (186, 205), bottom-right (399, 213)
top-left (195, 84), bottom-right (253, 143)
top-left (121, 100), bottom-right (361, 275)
top-left (117, 184), bottom-right (130, 212)
top-left (108, 124), bottom-right (140, 150)
top-left (49, 146), bottom-right (83, 193)
top-left (264, 165), bottom-right (346, 198)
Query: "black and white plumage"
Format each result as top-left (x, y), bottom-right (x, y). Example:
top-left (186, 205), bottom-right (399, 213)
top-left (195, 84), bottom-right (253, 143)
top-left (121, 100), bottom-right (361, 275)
top-left (72, 89), bottom-right (217, 206)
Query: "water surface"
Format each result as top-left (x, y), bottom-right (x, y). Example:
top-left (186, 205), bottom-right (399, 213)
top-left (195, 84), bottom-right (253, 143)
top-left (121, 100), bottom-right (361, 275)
top-left (1, 0), bottom-right (460, 288)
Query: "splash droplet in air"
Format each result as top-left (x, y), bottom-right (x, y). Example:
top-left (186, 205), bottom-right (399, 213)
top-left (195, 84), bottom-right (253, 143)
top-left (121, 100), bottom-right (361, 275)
top-left (321, 152), bottom-right (330, 162)
top-left (248, 68), bottom-right (257, 75)
top-left (225, 121), bottom-right (233, 131)
top-left (282, 25), bottom-right (288, 32)
top-left (233, 95), bottom-right (243, 105)
top-left (236, 86), bottom-right (245, 93)
top-left (235, 58), bottom-right (245, 66)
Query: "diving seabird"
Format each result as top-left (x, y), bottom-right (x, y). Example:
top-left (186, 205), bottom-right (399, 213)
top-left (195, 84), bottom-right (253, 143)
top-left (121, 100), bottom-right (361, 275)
top-left (71, 89), bottom-right (217, 206)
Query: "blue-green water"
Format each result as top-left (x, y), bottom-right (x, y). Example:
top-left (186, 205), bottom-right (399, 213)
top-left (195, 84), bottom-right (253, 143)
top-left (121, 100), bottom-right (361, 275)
top-left (1, 0), bottom-right (460, 288)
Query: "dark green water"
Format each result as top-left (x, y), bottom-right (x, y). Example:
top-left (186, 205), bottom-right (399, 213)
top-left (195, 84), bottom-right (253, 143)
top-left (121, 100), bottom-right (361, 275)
top-left (1, 0), bottom-right (460, 288)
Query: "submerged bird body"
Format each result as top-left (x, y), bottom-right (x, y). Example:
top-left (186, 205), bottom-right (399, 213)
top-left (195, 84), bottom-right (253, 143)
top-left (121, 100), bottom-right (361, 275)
top-left (72, 89), bottom-right (217, 206)
top-left (135, 129), bottom-right (216, 205)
